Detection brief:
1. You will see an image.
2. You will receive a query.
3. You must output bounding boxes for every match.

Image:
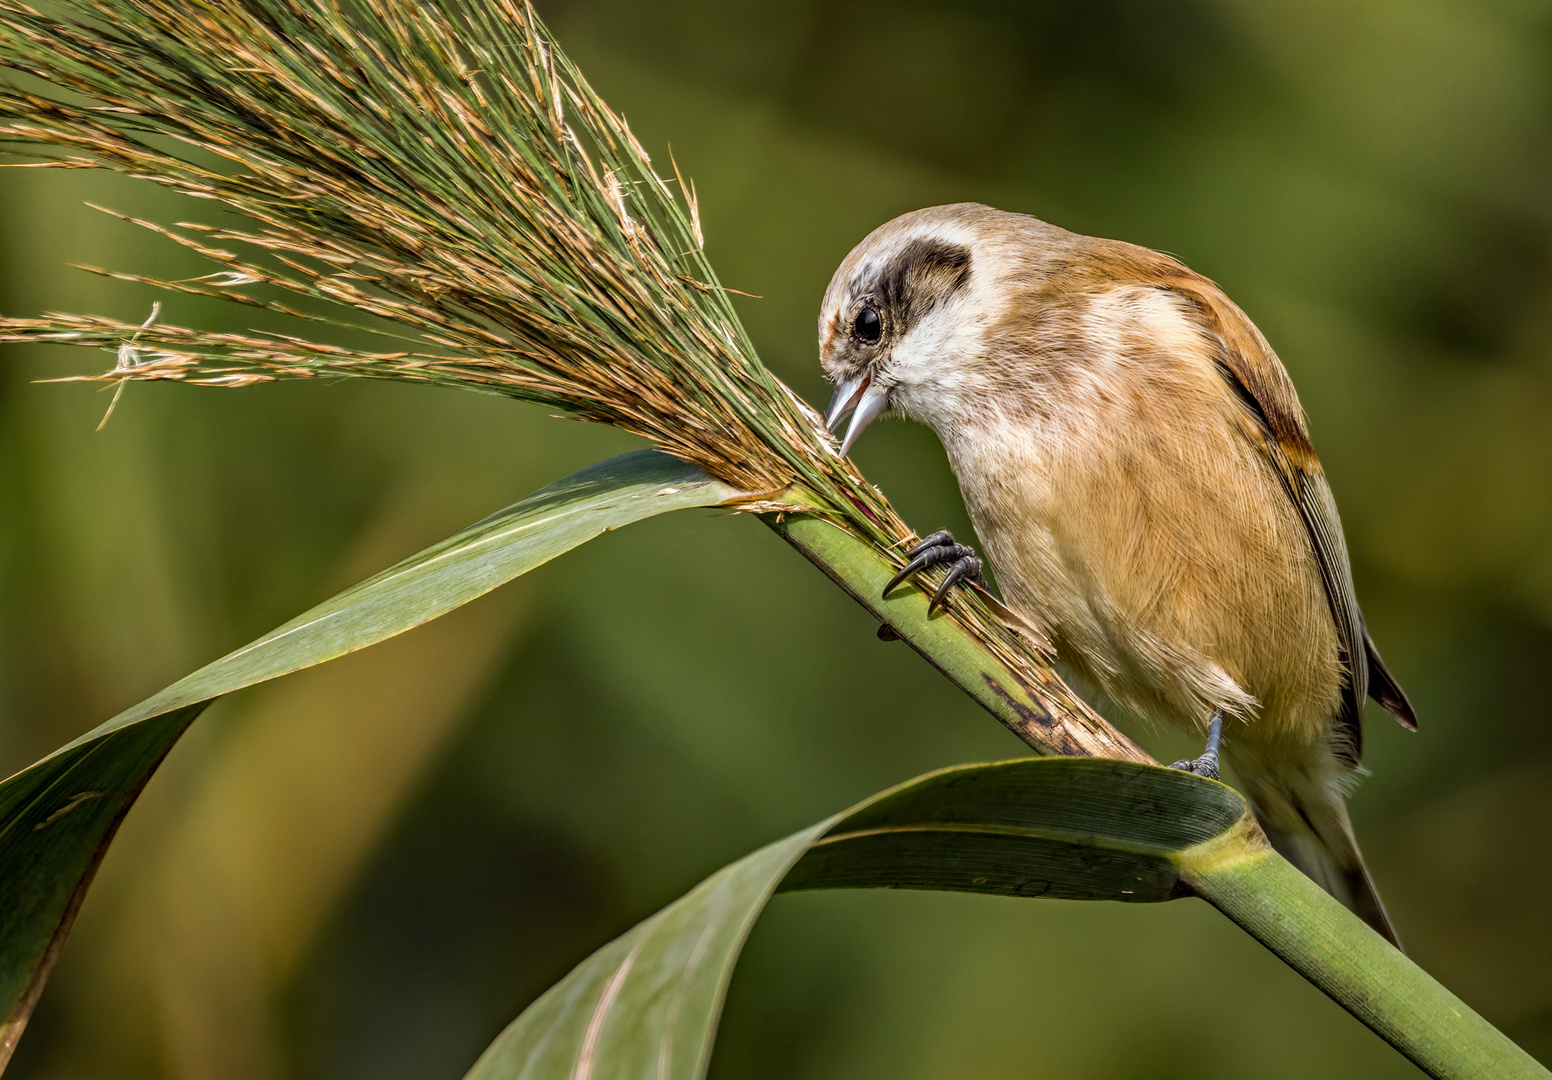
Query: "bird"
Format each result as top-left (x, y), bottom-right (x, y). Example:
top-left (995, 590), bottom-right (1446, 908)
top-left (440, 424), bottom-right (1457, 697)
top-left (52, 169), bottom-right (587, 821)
top-left (818, 203), bottom-right (1417, 946)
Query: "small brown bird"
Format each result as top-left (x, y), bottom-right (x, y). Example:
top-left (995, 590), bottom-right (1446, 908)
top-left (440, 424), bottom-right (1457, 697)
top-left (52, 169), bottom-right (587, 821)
top-left (819, 203), bottom-right (1417, 946)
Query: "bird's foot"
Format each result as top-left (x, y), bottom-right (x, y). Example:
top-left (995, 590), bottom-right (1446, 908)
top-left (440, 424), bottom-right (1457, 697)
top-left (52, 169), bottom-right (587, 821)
top-left (1169, 750), bottom-right (1220, 781)
top-left (883, 530), bottom-right (984, 616)
top-left (1170, 709), bottom-right (1225, 781)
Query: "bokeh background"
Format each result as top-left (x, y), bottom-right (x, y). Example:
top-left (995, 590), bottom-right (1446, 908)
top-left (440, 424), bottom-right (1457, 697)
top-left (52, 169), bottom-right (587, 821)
top-left (3, 0), bottom-right (1551, 1076)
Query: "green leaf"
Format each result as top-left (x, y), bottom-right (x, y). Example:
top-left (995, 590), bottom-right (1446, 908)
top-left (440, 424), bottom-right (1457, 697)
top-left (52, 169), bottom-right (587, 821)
top-left (463, 759), bottom-right (1233, 1080)
top-left (0, 449), bottom-right (740, 1064)
top-left (465, 757), bottom-right (1550, 1080)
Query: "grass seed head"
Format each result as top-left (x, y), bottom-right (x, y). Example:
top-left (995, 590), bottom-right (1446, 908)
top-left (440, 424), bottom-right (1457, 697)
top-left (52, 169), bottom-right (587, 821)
top-left (0, 0), bottom-right (1104, 731)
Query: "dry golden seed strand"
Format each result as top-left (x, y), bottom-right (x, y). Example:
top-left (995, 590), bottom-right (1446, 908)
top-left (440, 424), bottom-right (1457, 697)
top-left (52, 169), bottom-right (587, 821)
top-left (1, 0), bottom-right (1021, 603)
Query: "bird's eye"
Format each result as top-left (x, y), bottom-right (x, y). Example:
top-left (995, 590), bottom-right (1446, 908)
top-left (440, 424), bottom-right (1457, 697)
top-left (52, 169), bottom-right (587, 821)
top-left (853, 304), bottom-right (882, 345)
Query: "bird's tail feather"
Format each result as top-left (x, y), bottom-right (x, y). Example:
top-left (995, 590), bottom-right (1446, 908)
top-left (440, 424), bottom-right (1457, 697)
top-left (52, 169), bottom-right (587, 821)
top-left (1231, 762), bottom-right (1402, 950)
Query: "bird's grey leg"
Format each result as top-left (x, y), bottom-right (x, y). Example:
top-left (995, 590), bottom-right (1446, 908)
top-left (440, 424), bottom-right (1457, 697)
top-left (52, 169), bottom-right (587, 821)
top-left (882, 529), bottom-right (984, 616)
top-left (1171, 709), bottom-right (1224, 780)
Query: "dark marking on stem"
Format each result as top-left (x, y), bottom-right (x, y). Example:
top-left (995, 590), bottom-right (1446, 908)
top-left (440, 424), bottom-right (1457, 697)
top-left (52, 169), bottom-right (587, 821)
top-left (981, 673), bottom-right (1085, 756)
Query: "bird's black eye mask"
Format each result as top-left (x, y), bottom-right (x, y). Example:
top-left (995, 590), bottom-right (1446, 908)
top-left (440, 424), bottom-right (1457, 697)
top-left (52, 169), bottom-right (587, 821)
top-left (842, 238), bottom-right (972, 358)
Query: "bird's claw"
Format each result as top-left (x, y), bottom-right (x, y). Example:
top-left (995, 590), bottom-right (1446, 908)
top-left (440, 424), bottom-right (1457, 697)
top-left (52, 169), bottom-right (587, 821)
top-left (883, 529), bottom-right (984, 615)
top-left (1169, 751), bottom-right (1220, 781)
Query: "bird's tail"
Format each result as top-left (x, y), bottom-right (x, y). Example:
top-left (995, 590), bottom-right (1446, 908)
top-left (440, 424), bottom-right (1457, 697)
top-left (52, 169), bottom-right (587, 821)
top-left (1227, 752), bottom-right (1402, 950)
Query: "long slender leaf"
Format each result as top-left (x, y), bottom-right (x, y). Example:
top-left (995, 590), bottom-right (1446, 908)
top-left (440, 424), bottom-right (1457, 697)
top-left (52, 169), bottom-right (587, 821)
top-left (463, 759), bottom-right (1236, 1080)
top-left (0, 449), bottom-right (740, 1064)
top-left (465, 757), bottom-right (1549, 1080)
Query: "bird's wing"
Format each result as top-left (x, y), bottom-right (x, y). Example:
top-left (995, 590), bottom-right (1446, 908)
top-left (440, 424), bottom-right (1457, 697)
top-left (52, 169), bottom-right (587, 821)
top-left (1365, 628), bottom-right (1419, 731)
top-left (1165, 272), bottom-right (1376, 763)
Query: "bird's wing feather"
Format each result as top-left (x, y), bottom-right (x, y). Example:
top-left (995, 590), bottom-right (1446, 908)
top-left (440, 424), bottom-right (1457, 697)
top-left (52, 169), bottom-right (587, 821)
top-left (1289, 471), bottom-right (1369, 763)
top-left (1163, 272), bottom-right (1372, 762)
top-left (1365, 628), bottom-right (1419, 730)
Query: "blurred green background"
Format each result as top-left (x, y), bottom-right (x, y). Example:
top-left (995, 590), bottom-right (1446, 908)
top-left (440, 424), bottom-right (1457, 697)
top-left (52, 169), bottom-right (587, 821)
top-left (3, 0), bottom-right (1551, 1076)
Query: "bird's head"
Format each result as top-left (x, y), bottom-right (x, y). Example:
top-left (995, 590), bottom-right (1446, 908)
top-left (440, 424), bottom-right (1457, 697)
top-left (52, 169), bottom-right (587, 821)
top-left (819, 203), bottom-right (1071, 454)
top-left (818, 204), bottom-right (982, 455)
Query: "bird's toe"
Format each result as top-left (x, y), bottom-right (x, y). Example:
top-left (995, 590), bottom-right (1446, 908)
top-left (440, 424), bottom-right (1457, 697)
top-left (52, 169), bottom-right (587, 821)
top-left (1169, 753), bottom-right (1221, 781)
top-left (882, 528), bottom-right (984, 614)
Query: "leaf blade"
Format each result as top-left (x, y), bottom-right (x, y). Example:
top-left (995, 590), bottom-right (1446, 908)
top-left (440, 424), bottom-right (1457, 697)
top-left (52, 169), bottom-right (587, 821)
top-left (468, 830), bottom-right (829, 1080)
top-left (0, 706), bottom-right (203, 1061)
top-left (0, 450), bottom-right (740, 1062)
top-left (462, 758), bottom-right (1231, 1080)
top-left (466, 757), bottom-right (1550, 1080)
top-left (63, 450), bottom-right (739, 749)
top-left (784, 757), bottom-right (1242, 901)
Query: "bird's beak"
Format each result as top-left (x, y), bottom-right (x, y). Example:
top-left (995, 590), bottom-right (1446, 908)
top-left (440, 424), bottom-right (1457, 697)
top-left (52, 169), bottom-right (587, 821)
top-left (825, 373), bottom-right (889, 457)
top-left (824, 374), bottom-right (868, 430)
